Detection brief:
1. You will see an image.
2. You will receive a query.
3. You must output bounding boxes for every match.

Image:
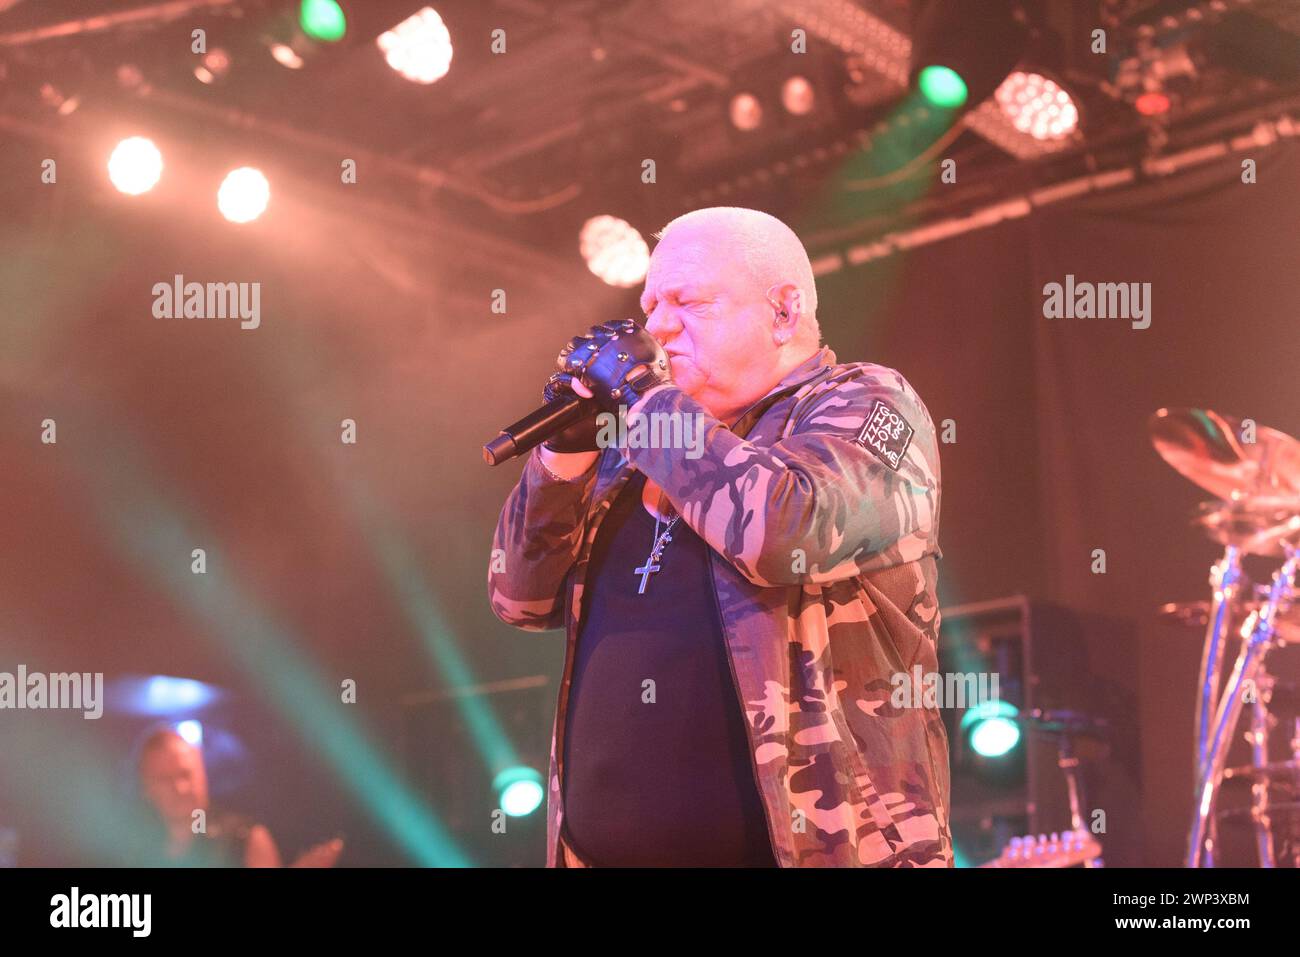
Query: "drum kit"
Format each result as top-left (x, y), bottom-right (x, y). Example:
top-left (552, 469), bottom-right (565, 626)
top-left (1149, 408), bottom-right (1300, 867)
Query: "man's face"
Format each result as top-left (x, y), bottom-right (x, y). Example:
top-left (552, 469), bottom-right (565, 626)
top-left (139, 735), bottom-right (209, 828)
top-left (640, 225), bottom-right (779, 422)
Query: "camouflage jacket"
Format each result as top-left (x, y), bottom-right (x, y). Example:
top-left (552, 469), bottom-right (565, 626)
top-left (487, 345), bottom-right (952, 867)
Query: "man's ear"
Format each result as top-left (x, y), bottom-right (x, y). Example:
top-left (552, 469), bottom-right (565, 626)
top-left (768, 283), bottom-right (802, 345)
top-left (766, 282), bottom-right (793, 317)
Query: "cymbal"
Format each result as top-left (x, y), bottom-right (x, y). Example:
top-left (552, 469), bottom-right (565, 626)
top-left (1193, 498), bottom-right (1300, 557)
top-left (1149, 408), bottom-right (1300, 501)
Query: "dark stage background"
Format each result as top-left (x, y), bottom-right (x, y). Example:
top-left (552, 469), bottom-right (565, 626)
top-left (813, 145), bottom-right (1300, 866)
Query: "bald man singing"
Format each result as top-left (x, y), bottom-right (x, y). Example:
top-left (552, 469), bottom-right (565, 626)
top-left (488, 207), bottom-right (951, 867)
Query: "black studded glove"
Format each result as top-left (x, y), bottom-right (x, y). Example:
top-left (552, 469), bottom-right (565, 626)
top-left (555, 318), bottom-right (674, 414)
top-left (540, 370), bottom-right (603, 454)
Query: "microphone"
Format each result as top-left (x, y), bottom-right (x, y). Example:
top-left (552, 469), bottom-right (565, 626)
top-left (483, 392), bottom-right (594, 466)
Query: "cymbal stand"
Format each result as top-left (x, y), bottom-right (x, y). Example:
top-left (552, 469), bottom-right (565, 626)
top-left (1188, 550), bottom-right (1297, 867)
top-left (1248, 673), bottom-right (1276, 867)
top-left (1194, 546), bottom-right (1244, 782)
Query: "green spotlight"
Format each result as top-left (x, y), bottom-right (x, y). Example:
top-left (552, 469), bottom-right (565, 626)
top-left (918, 65), bottom-right (967, 108)
top-left (300, 0), bottom-right (346, 42)
top-left (960, 700), bottom-right (1021, 758)
top-left (494, 766), bottom-right (544, 817)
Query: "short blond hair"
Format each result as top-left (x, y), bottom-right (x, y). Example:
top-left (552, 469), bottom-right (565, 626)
top-left (653, 207), bottom-right (821, 344)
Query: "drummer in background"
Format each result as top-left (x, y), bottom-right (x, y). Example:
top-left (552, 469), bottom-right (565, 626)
top-left (133, 727), bottom-right (343, 868)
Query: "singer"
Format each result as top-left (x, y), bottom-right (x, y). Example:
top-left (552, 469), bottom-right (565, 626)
top-left (487, 207), bottom-right (951, 867)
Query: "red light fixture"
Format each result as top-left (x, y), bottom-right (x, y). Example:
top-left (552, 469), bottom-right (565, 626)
top-left (1134, 91), bottom-right (1170, 116)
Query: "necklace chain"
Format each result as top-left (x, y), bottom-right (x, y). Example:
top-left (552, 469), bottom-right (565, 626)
top-left (634, 488), bottom-right (680, 595)
top-left (651, 512), bottom-right (679, 558)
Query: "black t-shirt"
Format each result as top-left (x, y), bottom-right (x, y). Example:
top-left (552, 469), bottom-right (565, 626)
top-left (560, 471), bottom-right (776, 866)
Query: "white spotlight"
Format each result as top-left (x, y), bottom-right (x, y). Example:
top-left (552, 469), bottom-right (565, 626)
top-left (107, 136), bottom-right (164, 195)
top-left (995, 71), bottom-right (1079, 141)
top-left (729, 92), bottom-right (763, 131)
top-left (781, 76), bottom-right (815, 115)
top-left (217, 167), bottom-right (271, 223)
top-left (269, 42), bottom-right (305, 70)
top-left (377, 6), bottom-right (454, 85)
top-left (579, 215), bottom-right (649, 288)
top-left (175, 720), bottom-right (203, 746)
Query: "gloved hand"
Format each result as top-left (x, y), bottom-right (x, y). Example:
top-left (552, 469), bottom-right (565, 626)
top-left (541, 370), bottom-right (602, 453)
top-left (555, 318), bottom-right (673, 415)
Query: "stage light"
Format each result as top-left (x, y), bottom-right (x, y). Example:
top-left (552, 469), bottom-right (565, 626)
top-left (269, 42), bottom-right (305, 70)
top-left (194, 48), bottom-right (231, 85)
top-left (729, 92), bottom-right (763, 130)
top-left (493, 767), bottom-right (544, 817)
top-left (995, 71), bottom-right (1078, 140)
top-left (909, 0), bottom-right (1027, 112)
top-left (377, 6), bottom-right (454, 85)
top-left (781, 75), bottom-right (815, 115)
top-left (217, 167), bottom-right (271, 223)
top-left (175, 720), bottom-right (203, 746)
top-left (265, 1), bottom-right (351, 71)
top-left (107, 136), bottom-right (163, 195)
top-left (917, 65), bottom-right (967, 109)
top-left (579, 215), bottom-right (649, 288)
top-left (40, 83), bottom-right (80, 116)
top-left (971, 715), bottom-right (1019, 757)
top-left (145, 677), bottom-right (212, 713)
top-left (300, 0), bottom-right (346, 43)
top-left (961, 700), bottom-right (1022, 759)
top-left (1135, 90), bottom-right (1171, 117)
top-left (106, 675), bottom-right (223, 716)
